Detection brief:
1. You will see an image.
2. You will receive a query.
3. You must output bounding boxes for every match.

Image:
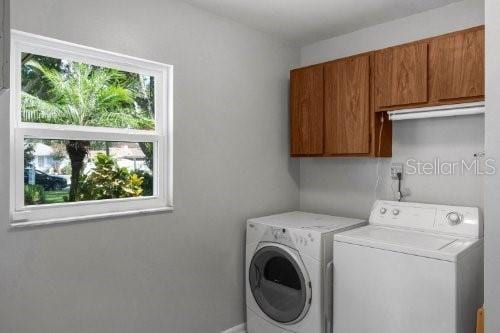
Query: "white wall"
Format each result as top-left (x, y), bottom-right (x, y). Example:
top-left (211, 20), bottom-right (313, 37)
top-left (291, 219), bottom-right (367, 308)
top-left (301, 0), bottom-right (485, 66)
top-left (299, 0), bottom-right (485, 219)
top-left (484, 0), bottom-right (500, 331)
top-left (0, 1), bottom-right (300, 332)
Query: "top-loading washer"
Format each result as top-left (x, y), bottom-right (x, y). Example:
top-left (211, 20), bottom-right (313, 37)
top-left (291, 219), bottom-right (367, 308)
top-left (333, 200), bottom-right (483, 333)
top-left (246, 211), bottom-right (366, 333)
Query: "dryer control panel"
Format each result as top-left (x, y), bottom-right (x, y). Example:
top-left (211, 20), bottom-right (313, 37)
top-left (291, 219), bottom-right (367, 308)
top-left (369, 200), bottom-right (482, 238)
top-left (247, 223), bottom-right (323, 260)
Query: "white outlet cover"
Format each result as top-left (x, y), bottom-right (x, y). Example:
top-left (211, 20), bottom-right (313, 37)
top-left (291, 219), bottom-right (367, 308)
top-left (391, 163), bottom-right (404, 180)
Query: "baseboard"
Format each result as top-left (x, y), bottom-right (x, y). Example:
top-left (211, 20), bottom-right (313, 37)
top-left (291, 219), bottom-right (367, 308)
top-left (221, 323), bottom-right (246, 333)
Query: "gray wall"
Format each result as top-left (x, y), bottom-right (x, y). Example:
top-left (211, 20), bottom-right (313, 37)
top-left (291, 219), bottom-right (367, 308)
top-left (0, 1), bottom-right (300, 332)
top-left (484, 0), bottom-right (500, 331)
top-left (299, 0), bottom-right (485, 219)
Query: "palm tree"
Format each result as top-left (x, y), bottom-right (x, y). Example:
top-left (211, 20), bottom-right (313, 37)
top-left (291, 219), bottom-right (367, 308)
top-left (21, 60), bottom-right (154, 201)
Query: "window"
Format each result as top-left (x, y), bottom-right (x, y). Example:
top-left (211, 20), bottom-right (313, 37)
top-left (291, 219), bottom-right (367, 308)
top-left (10, 31), bottom-right (173, 227)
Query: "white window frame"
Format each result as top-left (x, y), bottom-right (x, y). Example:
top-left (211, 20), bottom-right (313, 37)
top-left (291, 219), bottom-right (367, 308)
top-left (10, 30), bottom-right (174, 227)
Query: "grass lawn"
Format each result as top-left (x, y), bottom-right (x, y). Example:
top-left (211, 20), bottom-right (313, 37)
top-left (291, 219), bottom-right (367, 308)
top-left (44, 190), bottom-right (69, 204)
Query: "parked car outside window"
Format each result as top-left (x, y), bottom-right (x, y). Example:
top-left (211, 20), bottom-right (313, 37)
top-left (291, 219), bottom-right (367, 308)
top-left (24, 169), bottom-right (68, 191)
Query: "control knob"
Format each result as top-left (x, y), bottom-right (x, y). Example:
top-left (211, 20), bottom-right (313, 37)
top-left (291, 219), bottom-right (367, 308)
top-left (446, 212), bottom-right (463, 225)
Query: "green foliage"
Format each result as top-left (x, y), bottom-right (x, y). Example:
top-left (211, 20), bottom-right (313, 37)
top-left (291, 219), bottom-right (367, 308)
top-left (79, 153), bottom-right (144, 201)
top-left (21, 59), bottom-right (154, 130)
top-left (21, 53), bottom-right (62, 100)
top-left (61, 164), bottom-right (72, 175)
top-left (135, 170), bottom-right (153, 196)
top-left (24, 143), bottom-right (35, 167)
top-left (24, 184), bottom-right (46, 205)
top-left (44, 190), bottom-right (69, 204)
top-left (21, 57), bottom-right (155, 202)
top-left (138, 142), bottom-right (154, 170)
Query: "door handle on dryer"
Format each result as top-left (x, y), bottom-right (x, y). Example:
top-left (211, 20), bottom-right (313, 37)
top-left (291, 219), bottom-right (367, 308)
top-left (255, 265), bottom-right (262, 288)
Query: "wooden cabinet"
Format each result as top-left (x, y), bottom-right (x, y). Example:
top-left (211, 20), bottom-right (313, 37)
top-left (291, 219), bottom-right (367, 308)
top-left (290, 65), bottom-right (324, 155)
top-left (374, 26), bottom-right (484, 112)
top-left (429, 27), bottom-right (484, 102)
top-left (374, 43), bottom-right (428, 110)
top-left (289, 26), bottom-right (484, 158)
top-left (290, 55), bottom-right (391, 157)
top-left (324, 55), bottom-right (371, 155)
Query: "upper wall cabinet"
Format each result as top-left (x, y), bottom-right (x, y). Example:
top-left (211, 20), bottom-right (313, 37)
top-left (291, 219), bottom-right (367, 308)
top-left (429, 27), bottom-right (485, 102)
top-left (289, 26), bottom-right (483, 158)
top-left (374, 26), bottom-right (484, 112)
top-left (374, 42), bottom-right (428, 110)
top-left (289, 55), bottom-right (392, 157)
top-left (290, 65), bottom-right (324, 155)
top-left (324, 55), bottom-right (371, 155)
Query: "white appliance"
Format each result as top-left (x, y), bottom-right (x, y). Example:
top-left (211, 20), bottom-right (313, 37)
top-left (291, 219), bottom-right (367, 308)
top-left (333, 200), bottom-right (484, 333)
top-left (246, 211), bottom-right (366, 333)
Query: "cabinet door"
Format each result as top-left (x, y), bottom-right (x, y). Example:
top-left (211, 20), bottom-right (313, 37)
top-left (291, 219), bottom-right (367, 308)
top-left (374, 43), bottom-right (428, 110)
top-left (290, 66), bottom-right (324, 155)
top-left (430, 28), bottom-right (484, 101)
top-left (324, 55), bottom-right (370, 155)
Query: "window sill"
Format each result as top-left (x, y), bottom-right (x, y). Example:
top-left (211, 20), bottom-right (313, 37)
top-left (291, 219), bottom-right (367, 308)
top-left (10, 206), bottom-right (174, 229)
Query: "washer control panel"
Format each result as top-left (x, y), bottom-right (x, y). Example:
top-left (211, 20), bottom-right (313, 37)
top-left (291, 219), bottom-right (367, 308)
top-left (446, 212), bottom-right (463, 225)
top-left (369, 200), bottom-right (482, 238)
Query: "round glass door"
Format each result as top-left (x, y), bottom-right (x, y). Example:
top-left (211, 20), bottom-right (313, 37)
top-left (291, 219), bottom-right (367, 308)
top-left (249, 244), bottom-right (310, 323)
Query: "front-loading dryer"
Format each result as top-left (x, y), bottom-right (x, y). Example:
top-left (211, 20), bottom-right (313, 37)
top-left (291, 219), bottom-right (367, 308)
top-left (246, 211), bottom-right (365, 333)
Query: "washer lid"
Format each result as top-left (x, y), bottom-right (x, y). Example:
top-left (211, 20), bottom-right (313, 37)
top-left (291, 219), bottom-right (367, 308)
top-left (248, 211), bottom-right (366, 233)
top-left (334, 225), bottom-right (481, 262)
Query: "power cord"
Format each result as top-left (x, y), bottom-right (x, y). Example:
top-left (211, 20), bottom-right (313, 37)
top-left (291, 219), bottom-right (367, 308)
top-left (373, 113), bottom-right (384, 200)
top-left (396, 172), bottom-right (403, 202)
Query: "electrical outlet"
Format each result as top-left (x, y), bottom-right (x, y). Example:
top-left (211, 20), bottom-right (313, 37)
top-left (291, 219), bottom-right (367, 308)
top-left (391, 163), bottom-right (403, 180)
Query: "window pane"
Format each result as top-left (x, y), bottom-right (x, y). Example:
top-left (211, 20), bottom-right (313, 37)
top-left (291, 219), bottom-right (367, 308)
top-left (21, 53), bottom-right (155, 130)
top-left (24, 138), bottom-right (154, 205)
